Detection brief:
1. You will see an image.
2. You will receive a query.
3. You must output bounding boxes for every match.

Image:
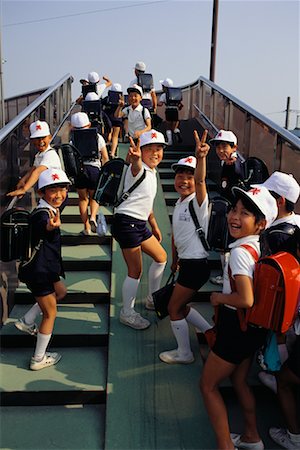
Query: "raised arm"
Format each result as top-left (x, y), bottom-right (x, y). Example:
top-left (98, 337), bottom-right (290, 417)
top-left (194, 129), bottom-right (210, 206)
top-left (128, 137), bottom-right (143, 176)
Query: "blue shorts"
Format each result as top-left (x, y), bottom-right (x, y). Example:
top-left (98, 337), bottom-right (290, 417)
top-left (212, 305), bottom-right (268, 364)
top-left (25, 274), bottom-right (60, 297)
top-left (177, 259), bottom-right (210, 290)
top-left (75, 165), bottom-right (100, 190)
top-left (111, 213), bottom-right (152, 249)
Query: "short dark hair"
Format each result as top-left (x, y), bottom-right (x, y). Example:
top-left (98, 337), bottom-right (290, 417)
top-left (270, 191), bottom-right (295, 212)
top-left (232, 192), bottom-right (265, 224)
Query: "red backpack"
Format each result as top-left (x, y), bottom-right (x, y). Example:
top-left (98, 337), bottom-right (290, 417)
top-left (230, 245), bottom-right (300, 333)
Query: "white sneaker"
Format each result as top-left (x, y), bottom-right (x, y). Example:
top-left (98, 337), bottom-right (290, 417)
top-left (30, 352), bottom-right (61, 371)
top-left (230, 433), bottom-right (264, 450)
top-left (210, 275), bottom-right (224, 286)
top-left (159, 349), bottom-right (194, 364)
top-left (15, 318), bottom-right (38, 336)
top-left (258, 371), bottom-right (277, 393)
top-left (145, 295), bottom-right (155, 311)
top-left (119, 309), bottom-right (150, 330)
top-left (269, 428), bottom-right (300, 450)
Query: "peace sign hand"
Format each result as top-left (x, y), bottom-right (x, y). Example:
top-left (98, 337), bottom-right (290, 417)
top-left (47, 209), bottom-right (61, 231)
top-left (194, 129), bottom-right (210, 159)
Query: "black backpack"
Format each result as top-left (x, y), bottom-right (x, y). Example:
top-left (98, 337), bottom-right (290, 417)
top-left (240, 157), bottom-right (269, 189)
top-left (260, 222), bottom-right (300, 259)
top-left (0, 207), bottom-right (50, 262)
top-left (94, 158), bottom-right (146, 207)
top-left (59, 143), bottom-right (84, 179)
top-left (165, 87), bottom-right (182, 107)
top-left (207, 196), bottom-right (231, 251)
top-left (137, 73), bottom-right (154, 92)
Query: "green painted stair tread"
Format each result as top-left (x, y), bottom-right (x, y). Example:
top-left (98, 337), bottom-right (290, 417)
top-left (16, 271), bottom-right (110, 294)
top-left (61, 222), bottom-right (112, 235)
top-left (61, 205), bottom-right (113, 217)
top-left (62, 244), bottom-right (111, 261)
top-left (0, 404), bottom-right (105, 450)
top-left (2, 303), bottom-right (109, 336)
top-left (0, 347), bottom-right (107, 392)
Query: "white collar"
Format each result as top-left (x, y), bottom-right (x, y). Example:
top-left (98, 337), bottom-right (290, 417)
top-left (229, 235), bottom-right (259, 249)
top-left (37, 198), bottom-right (57, 213)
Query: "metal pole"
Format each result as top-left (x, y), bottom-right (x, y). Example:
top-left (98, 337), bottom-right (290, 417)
top-left (285, 96), bottom-right (291, 130)
top-left (209, 0), bottom-right (219, 82)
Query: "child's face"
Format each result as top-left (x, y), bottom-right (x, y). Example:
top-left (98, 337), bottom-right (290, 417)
top-left (227, 199), bottom-right (265, 239)
top-left (42, 186), bottom-right (68, 208)
top-left (216, 142), bottom-right (236, 162)
top-left (141, 144), bottom-right (164, 169)
top-left (128, 92), bottom-right (142, 108)
top-left (31, 135), bottom-right (52, 152)
top-left (174, 169), bottom-right (195, 199)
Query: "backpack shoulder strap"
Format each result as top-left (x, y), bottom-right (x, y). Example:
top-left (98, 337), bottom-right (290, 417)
top-left (114, 169), bottom-right (146, 207)
top-left (188, 199), bottom-right (210, 251)
top-left (239, 244), bottom-right (259, 261)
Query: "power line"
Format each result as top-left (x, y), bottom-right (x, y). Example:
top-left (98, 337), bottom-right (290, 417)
top-left (4, 1), bottom-right (167, 28)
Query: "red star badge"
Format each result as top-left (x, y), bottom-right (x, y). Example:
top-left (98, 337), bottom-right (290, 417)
top-left (185, 157), bottom-right (193, 163)
top-left (151, 132), bottom-right (157, 139)
top-left (249, 188), bottom-right (261, 195)
top-left (36, 124), bottom-right (42, 130)
top-left (51, 173), bottom-right (60, 181)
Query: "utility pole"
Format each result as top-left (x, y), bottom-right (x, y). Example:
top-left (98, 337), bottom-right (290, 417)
top-left (209, 0), bottom-right (219, 82)
top-left (284, 96), bottom-right (291, 130)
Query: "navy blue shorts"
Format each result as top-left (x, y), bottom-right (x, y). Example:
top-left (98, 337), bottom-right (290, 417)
top-left (212, 305), bottom-right (268, 364)
top-left (75, 165), bottom-right (100, 190)
top-left (25, 274), bottom-right (60, 297)
top-left (177, 258), bottom-right (210, 290)
top-left (286, 335), bottom-right (300, 378)
top-left (111, 214), bottom-right (152, 249)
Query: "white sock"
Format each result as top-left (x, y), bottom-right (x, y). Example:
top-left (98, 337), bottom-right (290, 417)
top-left (23, 303), bottom-right (42, 325)
top-left (33, 332), bottom-right (52, 361)
top-left (122, 276), bottom-right (140, 315)
top-left (170, 319), bottom-right (192, 356)
top-left (148, 261), bottom-right (166, 298)
top-left (186, 308), bottom-right (212, 333)
top-left (278, 343), bottom-right (288, 364)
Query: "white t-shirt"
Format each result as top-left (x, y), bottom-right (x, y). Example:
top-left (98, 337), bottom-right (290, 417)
top-left (122, 104), bottom-right (150, 137)
top-left (33, 146), bottom-right (62, 169)
top-left (271, 213), bottom-right (300, 228)
top-left (115, 162), bottom-right (157, 221)
top-left (129, 77), bottom-right (153, 101)
top-left (223, 235), bottom-right (261, 309)
top-left (173, 193), bottom-right (209, 259)
top-left (96, 83), bottom-right (107, 98)
top-left (159, 93), bottom-right (166, 104)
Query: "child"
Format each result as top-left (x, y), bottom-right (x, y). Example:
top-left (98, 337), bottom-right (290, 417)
top-left (111, 130), bottom-right (167, 329)
top-left (200, 185), bottom-right (278, 450)
top-left (70, 112), bottom-right (109, 235)
top-left (209, 129), bottom-right (245, 286)
top-left (114, 84), bottom-right (151, 140)
top-left (87, 71), bottom-right (112, 98)
top-left (129, 61), bottom-right (157, 112)
top-left (157, 78), bottom-right (183, 145)
top-left (159, 130), bottom-right (212, 364)
top-left (7, 120), bottom-right (62, 197)
top-left (103, 83), bottom-right (123, 158)
top-left (15, 168), bottom-right (71, 370)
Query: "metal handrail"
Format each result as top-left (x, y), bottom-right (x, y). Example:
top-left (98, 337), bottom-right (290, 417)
top-left (0, 73), bottom-right (73, 143)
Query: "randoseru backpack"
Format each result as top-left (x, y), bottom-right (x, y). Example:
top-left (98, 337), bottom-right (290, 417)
top-left (240, 157), bottom-right (269, 189)
top-left (59, 143), bottom-right (84, 179)
top-left (93, 158), bottom-right (146, 207)
top-left (230, 245), bottom-right (300, 333)
top-left (206, 196), bottom-right (231, 251)
top-left (137, 73), bottom-right (154, 92)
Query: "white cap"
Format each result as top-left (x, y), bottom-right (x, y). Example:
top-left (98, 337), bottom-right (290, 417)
top-left (210, 130), bottom-right (237, 146)
top-left (85, 92), bottom-right (99, 101)
top-left (88, 71), bottom-right (100, 83)
top-left (30, 121), bottom-right (51, 139)
top-left (140, 130), bottom-right (166, 148)
top-left (110, 83), bottom-right (122, 92)
top-left (71, 112), bottom-right (90, 129)
top-left (38, 168), bottom-right (71, 190)
top-left (80, 78), bottom-right (89, 84)
top-left (171, 156), bottom-right (197, 172)
top-left (159, 78), bottom-right (173, 88)
top-left (252, 171), bottom-right (300, 204)
top-left (127, 84), bottom-right (143, 96)
top-left (232, 186), bottom-right (278, 229)
top-left (135, 61), bottom-right (146, 71)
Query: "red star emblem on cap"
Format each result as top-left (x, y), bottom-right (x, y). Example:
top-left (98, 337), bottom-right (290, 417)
top-left (218, 131), bottom-right (222, 137)
top-left (185, 157), bottom-right (193, 163)
top-left (36, 124), bottom-right (42, 130)
top-left (249, 188), bottom-right (261, 195)
top-left (51, 173), bottom-right (60, 181)
top-left (151, 132), bottom-right (157, 138)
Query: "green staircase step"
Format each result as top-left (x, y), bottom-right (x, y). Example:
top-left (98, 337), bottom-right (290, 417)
top-left (62, 244), bottom-right (111, 270)
top-left (0, 404), bottom-right (105, 450)
top-left (61, 205), bottom-right (113, 223)
top-left (1, 303), bottom-right (109, 347)
top-left (0, 347), bottom-right (107, 406)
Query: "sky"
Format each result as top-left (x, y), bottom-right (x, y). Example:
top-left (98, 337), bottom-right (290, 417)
top-left (1, 0), bottom-right (299, 129)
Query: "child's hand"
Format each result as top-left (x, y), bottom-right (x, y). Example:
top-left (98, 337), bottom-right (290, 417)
top-left (128, 137), bottom-right (141, 163)
top-left (6, 188), bottom-right (25, 198)
top-left (225, 151), bottom-right (237, 165)
top-left (118, 95), bottom-right (125, 107)
top-left (133, 129), bottom-right (142, 139)
top-left (171, 261), bottom-right (179, 273)
top-left (210, 292), bottom-right (221, 306)
top-left (194, 129), bottom-right (210, 159)
top-left (103, 75), bottom-right (110, 82)
top-left (47, 209), bottom-right (61, 231)
top-left (151, 225), bottom-right (162, 243)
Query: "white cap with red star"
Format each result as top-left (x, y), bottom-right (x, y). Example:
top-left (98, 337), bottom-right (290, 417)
top-left (38, 168), bottom-right (71, 190)
top-left (171, 156), bottom-right (197, 172)
top-left (29, 121), bottom-right (51, 139)
top-left (209, 130), bottom-right (237, 146)
top-left (140, 130), bottom-right (166, 148)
